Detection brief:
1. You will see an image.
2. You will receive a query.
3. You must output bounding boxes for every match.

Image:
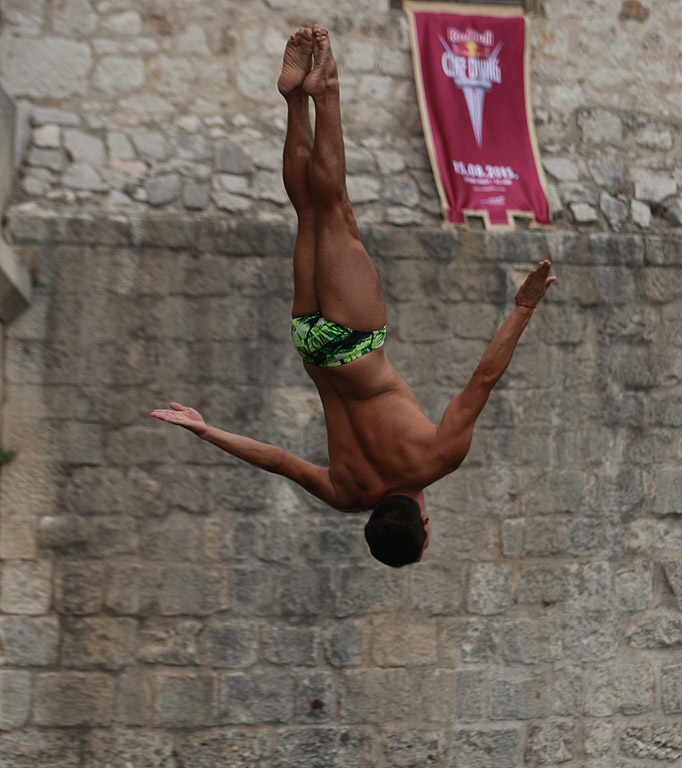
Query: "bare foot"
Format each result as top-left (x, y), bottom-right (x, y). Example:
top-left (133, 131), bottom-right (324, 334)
top-left (278, 27), bottom-right (314, 97)
top-left (303, 25), bottom-right (338, 98)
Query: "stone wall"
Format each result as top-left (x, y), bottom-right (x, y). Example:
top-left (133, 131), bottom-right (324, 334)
top-left (0, 0), bottom-right (681, 231)
top-left (1, 210), bottom-right (682, 766)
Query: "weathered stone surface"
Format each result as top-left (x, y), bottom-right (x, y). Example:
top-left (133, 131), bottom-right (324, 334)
top-left (455, 728), bottom-right (520, 768)
top-left (0, 560), bottom-right (52, 614)
top-left (0, 730), bottom-right (81, 768)
top-left (0, 38), bottom-right (91, 98)
top-left (82, 729), bottom-right (174, 768)
top-left (585, 663), bottom-right (655, 716)
top-left (620, 725), bottom-right (682, 761)
top-left (33, 672), bottom-right (114, 726)
top-left (146, 173), bottom-right (181, 205)
top-left (153, 672), bottom-right (217, 727)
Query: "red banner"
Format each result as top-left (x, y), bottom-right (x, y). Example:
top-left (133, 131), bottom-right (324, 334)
top-left (405, 2), bottom-right (551, 229)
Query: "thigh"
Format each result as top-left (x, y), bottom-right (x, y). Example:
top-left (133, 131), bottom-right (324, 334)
top-left (291, 213), bottom-right (320, 318)
top-left (314, 202), bottom-right (386, 332)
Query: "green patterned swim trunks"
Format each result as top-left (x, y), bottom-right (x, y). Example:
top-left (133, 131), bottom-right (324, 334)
top-left (291, 313), bottom-right (387, 368)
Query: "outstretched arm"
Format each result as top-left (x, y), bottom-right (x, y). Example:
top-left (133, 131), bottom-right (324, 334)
top-left (436, 261), bottom-right (556, 466)
top-left (150, 403), bottom-right (341, 508)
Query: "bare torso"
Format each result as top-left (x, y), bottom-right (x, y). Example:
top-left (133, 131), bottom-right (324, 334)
top-left (305, 348), bottom-right (462, 511)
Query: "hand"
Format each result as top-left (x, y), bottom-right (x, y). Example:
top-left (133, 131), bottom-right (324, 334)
top-left (514, 260), bottom-right (556, 308)
top-left (150, 402), bottom-right (208, 436)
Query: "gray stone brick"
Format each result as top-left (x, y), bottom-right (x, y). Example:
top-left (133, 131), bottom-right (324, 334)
top-left (221, 670), bottom-right (295, 724)
top-left (371, 617), bottom-right (438, 667)
top-left (502, 618), bottom-right (562, 664)
top-left (275, 727), bottom-right (371, 768)
top-left (156, 563), bottom-right (230, 616)
top-left (61, 617), bottom-right (137, 670)
top-left (324, 621), bottom-right (368, 668)
top-left (82, 728), bottom-right (175, 768)
top-left (339, 669), bottom-right (411, 723)
top-left (626, 616), bottom-right (682, 649)
top-left (440, 617), bottom-right (499, 665)
top-left (516, 564), bottom-right (579, 605)
top-left (115, 669), bottom-right (152, 727)
top-left (383, 732), bottom-right (443, 767)
top-left (0, 616), bottom-right (59, 666)
top-left (336, 566), bottom-right (406, 617)
top-left (467, 563), bottom-right (511, 615)
top-left (620, 725), bottom-right (682, 761)
top-left (454, 728), bottom-right (520, 768)
top-left (105, 561), bottom-right (154, 615)
top-left (138, 618), bottom-right (203, 666)
top-left (153, 672), bottom-right (217, 727)
top-left (1, 560), bottom-right (52, 615)
top-left (563, 611), bottom-right (617, 661)
top-left (491, 673), bottom-right (544, 720)
top-left (408, 564), bottom-right (465, 614)
top-left (176, 729), bottom-right (271, 768)
top-left (615, 562), bottom-right (653, 611)
top-left (294, 671), bottom-right (336, 723)
top-left (525, 722), bottom-right (574, 766)
top-left (33, 672), bottom-right (114, 726)
top-left (453, 669), bottom-right (487, 722)
top-left (200, 621), bottom-right (258, 668)
top-left (585, 663), bottom-right (654, 716)
top-left (0, 671), bottom-right (31, 730)
top-left (55, 560), bottom-right (105, 615)
top-left (232, 566), bottom-right (285, 616)
top-left (662, 663), bottom-right (682, 714)
top-left (0, 730), bottom-right (82, 768)
top-left (584, 721), bottom-right (615, 757)
top-left (262, 626), bottom-right (318, 666)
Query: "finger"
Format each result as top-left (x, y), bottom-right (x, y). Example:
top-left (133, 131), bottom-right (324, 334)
top-left (170, 402), bottom-right (185, 411)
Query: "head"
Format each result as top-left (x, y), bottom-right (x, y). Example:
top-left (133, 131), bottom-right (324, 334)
top-left (364, 494), bottom-right (431, 568)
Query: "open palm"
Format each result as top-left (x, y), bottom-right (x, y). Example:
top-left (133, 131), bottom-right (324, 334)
top-left (150, 402), bottom-right (207, 436)
top-left (515, 260), bottom-right (556, 307)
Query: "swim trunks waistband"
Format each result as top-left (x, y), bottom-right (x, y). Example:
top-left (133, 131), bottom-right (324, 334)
top-left (291, 313), bottom-right (386, 367)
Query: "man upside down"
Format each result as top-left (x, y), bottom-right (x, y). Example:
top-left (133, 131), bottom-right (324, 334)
top-left (151, 25), bottom-right (556, 567)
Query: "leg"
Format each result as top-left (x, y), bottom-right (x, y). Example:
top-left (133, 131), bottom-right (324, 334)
top-left (304, 26), bottom-right (386, 332)
top-left (278, 29), bottom-right (318, 318)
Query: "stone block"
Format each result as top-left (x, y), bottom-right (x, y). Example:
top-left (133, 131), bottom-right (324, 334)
top-left (146, 173), bottom-right (181, 206)
top-left (294, 671), bottom-right (336, 723)
top-left (453, 669), bottom-right (487, 722)
top-left (0, 37), bottom-right (91, 98)
top-left (491, 673), bottom-right (545, 720)
top-left (1, 560), bottom-right (52, 615)
top-left (176, 729), bottom-right (271, 768)
top-left (323, 621), bottom-right (368, 668)
top-left (382, 732), bottom-right (443, 767)
top-left (563, 611), bottom-right (617, 661)
top-left (620, 725), bottom-right (682, 762)
top-left (153, 672), bottom-right (217, 727)
top-left (339, 669), bottom-right (411, 723)
top-left (55, 560), bottom-right (105, 615)
top-left (525, 722), bottom-right (574, 766)
top-left (585, 663), bottom-right (654, 716)
top-left (662, 663), bottom-right (682, 714)
top-left (371, 617), bottom-right (438, 667)
top-left (0, 616), bottom-right (59, 666)
top-left (454, 728), bottom-right (520, 768)
top-left (61, 617), bottom-right (137, 670)
top-left (615, 562), bottom-right (653, 611)
top-left (440, 617), bottom-right (499, 665)
top-left (626, 616), bottom-right (682, 649)
top-left (105, 561), bottom-right (154, 615)
top-left (262, 626), bottom-right (318, 666)
top-left (0, 671), bottom-right (31, 730)
top-left (115, 669), bottom-right (152, 727)
top-left (408, 563), bottom-right (465, 615)
top-left (516, 564), bottom-right (578, 605)
top-left (156, 563), bottom-right (230, 616)
top-left (584, 721), bottom-right (615, 758)
top-left (577, 108), bottom-right (623, 144)
top-left (275, 727), bottom-right (371, 768)
top-left (82, 728), bottom-right (173, 768)
top-left (633, 169), bottom-right (677, 203)
top-left (63, 129), bottom-right (106, 166)
top-left (33, 672), bottom-right (114, 726)
top-left (336, 566), bottom-right (406, 617)
top-left (215, 139), bottom-right (254, 174)
top-left (199, 621), bottom-right (258, 668)
top-left (502, 618), bottom-right (562, 664)
top-left (221, 670), bottom-right (295, 724)
top-left (467, 563), bottom-right (511, 615)
top-left (0, 730), bottom-right (82, 768)
top-left (414, 669), bottom-right (456, 722)
top-left (93, 56), bottom-right (145, 93)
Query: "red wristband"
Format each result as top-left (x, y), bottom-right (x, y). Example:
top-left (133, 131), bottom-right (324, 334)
top-left (515, 301), bottom-right (537, 309)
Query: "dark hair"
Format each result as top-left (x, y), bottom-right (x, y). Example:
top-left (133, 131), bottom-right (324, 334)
top-left (364, 495), bottom-right (426, 568)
